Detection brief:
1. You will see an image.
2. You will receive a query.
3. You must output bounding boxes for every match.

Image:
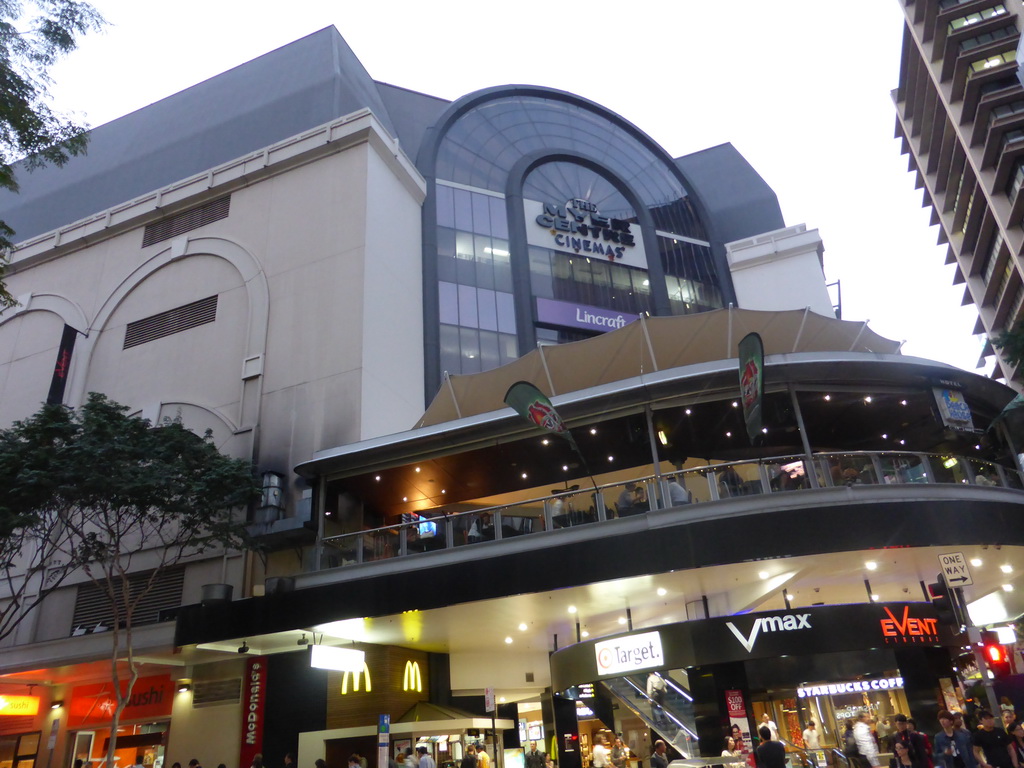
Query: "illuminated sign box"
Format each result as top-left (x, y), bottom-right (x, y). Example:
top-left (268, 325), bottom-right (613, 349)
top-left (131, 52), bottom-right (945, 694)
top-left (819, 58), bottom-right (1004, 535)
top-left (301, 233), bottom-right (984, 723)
top-left (594, 631), bottom-right (664, 676)
top-left (0, 696), bottom-right (39, 716)
top-left (310, 645), bottom-right (366, 672)
top-left (797, 677), bottom-right (904, 698)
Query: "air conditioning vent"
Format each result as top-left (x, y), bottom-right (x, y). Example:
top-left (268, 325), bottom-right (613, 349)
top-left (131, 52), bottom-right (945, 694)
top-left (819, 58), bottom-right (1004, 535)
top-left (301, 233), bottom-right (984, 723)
top-left (142, 195), bottom-right (231, 247)
top-left (71, 567), bottom-right (185, 635)
top-left (192, 678), bottom-right (242, 708)
top-left (124, 295), bottom-right (217, 349)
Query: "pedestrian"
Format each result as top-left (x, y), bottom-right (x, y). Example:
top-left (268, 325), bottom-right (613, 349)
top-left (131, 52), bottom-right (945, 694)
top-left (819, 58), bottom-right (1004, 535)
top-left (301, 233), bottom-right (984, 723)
top-left (316, 761), bottom-right (327, 768)
top-left (592, 735), bottom-right (609, 768)
top-left (755, 727), bottom-right (787, 768)
top-left (610, 737), bottom-right (629, 768)
top-left (891, 714), bottom-right (928, 768)
top-left (647, 672), bottom-right (667, 725)
top-left (461, 745), bottom-right (478, 768)
top-left (909, 719), bottom-right (934, 768)
top-left (803, 722), bottom-right (820, 750)
top-left (761, 713), bottom-right (780, 742)
top-left (650, 741), bottom-right (668, 768)
top-left (189, 759), bottom-right (203, 768)
top-left (416, 747), bottom-right (436, 768)
top-left (1009, 723), bottom-right (1024, 766)
top-left (855, 712), bottom-right (881, 768)
top-left (251, 757), bottom-right (263, 768)
top-left (972, 710), bottom-right (1018, 768)
top-left (476, 745), bottom-right (489, 768)
top-left (935, 709), bottom-right (977, 768)
top-left (525, 742), bottom-right (546, 768)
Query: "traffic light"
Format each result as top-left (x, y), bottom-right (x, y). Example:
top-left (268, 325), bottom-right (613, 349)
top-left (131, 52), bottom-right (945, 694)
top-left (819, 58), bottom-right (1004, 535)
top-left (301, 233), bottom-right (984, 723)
top-left (980, 630), bottom-right (1012, 678)
top-left (928, 574), bottom-right (957, 626)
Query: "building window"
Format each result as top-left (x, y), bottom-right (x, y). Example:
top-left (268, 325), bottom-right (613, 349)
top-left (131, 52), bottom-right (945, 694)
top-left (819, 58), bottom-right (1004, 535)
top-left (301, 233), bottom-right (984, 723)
top-left (968, 50), bottom-right (1017, 78)
top-left (1006, 159), bottom-right (1024, 199)
top-left (988, 99), bottom-right (1024, 127)
top-left (1001, 127), bottom-right (1024, 154)
top-left (950, 5), bottom-right (1007, 33)
top-left (0, 732), bottom-right (40, 768)
top-left (436, 183), bottom-right (518, 376)
top-left (940, 0), bottom-right (978, 9)
top-left (958, 23), bottom-right (1014, 53)
top-left (961, 189), bottom-right (976, 234)
top-left (982, 232), bottom-right (1004, 284)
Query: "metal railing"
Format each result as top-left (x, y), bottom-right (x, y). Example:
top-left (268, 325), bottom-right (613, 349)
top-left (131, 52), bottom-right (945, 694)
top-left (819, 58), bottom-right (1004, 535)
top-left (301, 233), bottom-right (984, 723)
top-left (318, 451), bottom-right (1023, 568)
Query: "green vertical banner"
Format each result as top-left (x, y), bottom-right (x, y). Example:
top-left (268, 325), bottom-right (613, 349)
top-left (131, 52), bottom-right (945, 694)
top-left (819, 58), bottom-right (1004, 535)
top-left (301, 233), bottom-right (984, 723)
top-left (738, 332), bottom-right (764, 445)
top-left (504, 381), bottom-right (577, 449)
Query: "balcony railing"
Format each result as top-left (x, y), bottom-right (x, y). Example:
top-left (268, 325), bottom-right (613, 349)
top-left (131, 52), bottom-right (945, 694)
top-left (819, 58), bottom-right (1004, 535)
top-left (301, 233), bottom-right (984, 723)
top-left (318, 452), bottom-right (1023, 568)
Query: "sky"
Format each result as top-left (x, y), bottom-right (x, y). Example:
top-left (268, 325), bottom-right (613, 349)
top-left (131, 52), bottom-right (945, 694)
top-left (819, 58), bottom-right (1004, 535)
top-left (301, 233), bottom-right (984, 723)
top-left (44, 0), bottom-right (986, 374)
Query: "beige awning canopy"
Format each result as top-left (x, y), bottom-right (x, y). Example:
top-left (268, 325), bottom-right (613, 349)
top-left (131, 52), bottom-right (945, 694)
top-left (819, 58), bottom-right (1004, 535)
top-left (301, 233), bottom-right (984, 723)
top-left (417, 308), bottom-right (901, 428)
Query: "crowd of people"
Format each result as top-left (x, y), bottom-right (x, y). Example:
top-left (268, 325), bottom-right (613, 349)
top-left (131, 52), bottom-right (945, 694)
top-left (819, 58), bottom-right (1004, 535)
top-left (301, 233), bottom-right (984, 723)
top-left (831, 708), bottom-right (1023, 768)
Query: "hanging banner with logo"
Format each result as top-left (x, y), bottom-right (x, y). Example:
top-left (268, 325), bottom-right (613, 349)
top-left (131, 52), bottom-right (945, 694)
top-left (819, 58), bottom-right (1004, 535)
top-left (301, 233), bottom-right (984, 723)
top-left (933, 388), bottom-right (975, 432)
top-left (738, 332), bottom-right (764, 445)
top-left (239, 656), bottom-right (268, 768)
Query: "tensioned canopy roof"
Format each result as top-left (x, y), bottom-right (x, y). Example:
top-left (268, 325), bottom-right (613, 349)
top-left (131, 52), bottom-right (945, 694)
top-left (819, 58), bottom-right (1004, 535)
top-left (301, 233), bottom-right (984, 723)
top-left (417, 308), bottom-right (902, 428)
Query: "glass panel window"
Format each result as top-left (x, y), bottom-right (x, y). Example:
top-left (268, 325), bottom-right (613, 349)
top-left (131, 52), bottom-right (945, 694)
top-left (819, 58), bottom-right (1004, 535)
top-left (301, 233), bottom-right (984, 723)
top-left (968, 50), bottom-right (1017, 79)
top-left (478, 288), bottom-right (498, 332)
top-left (436, 184), bottom-right (455, 227)
top-left (439, 282), bottom-right (459, 325)
top-left (958, 23), bottom-right (1014, 53)
top-left (453, 188), bottom-right (473, 231)
top-left (950, 4), bottom-right (1007, 33)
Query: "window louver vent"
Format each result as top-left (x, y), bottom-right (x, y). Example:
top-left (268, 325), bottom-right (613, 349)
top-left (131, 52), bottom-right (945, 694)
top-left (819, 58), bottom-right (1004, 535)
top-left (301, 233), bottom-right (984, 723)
top-left (142, 195), bottom-right (231, 247)
top-left (71, 567), bottom-right (185, 632)
top-left (192, 678), bottom-right (242, 708)
top-left (124, 295), bottom-right (217, 349)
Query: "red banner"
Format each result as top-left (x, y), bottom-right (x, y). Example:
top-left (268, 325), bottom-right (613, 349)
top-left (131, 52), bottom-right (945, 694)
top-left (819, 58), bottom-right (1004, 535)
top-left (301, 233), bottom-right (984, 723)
top-left (68, 675), bottom-right (174, 727)
top-left (239, 657), bottom-right (268, 768)
top-left (725, 689), bottom-right (751, 754)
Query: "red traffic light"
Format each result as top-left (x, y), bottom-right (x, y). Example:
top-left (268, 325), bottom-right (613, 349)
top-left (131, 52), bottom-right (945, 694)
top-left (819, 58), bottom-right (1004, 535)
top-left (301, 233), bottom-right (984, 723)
top-left (984, 643), bottom-right (1006, 664)
top-left (981, 630), bottom-right (1012, 678)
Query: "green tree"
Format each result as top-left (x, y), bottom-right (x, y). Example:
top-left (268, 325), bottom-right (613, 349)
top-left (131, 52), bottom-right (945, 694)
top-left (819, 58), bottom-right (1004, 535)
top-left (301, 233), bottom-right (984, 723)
top-left (991, 320), bottom-right (1024, 370)
top-left (0, 393), bottom-right (260, 764)
top-left (0, 0), bottom-right (105, 309)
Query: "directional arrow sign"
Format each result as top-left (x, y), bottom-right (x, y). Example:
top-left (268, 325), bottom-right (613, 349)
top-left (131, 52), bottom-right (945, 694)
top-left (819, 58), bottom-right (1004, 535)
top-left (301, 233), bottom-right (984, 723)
top-left (938, 551), bottom-right (974, 587)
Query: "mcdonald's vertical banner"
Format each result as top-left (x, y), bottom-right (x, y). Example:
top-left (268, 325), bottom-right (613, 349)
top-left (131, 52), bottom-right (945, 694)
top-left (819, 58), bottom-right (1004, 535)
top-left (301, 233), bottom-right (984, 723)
top-left (378, 715), bottom-right (390, 768)
top-left (738, 332), bottom-right (764, 445)
top-left (239, 656), bottom-right (268, 768)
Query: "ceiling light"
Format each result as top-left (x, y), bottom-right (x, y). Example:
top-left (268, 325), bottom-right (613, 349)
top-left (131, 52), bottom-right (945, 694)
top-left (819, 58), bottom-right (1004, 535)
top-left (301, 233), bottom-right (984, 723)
top-left (865, 561), bottom-right (878, 571)
top-left (1001, 564), bottom-right (1013, 574)
top-left (864, 396), bottom-right (873, 403)
top-left (562, 465), bottom-right (568, 471)
top-left (657, 587), bottom-right (667, 597)
top-left (414, 467), bottom-right (421, 473)
top-left (607, 455), bottom-right (614, 462)
top-left (498, 696), bottom-right (506, 703)
top-left (542, 439), bottom-right (550, 445)
top-left (568, 605), bottom-right (577, 614)
top-left (761, 427), bottom-right (768, 433)
top-left (1003, 584), bottom-right (1014, 592)
top-left (785, 593), bottom-right (794, 601)
top-left (618, 617), bottom-right (627, 625)
top-left (518, 623), bottom-right (528, 631)
top-left (590, 428), bottom-right (598, 435)
top-left (824, 395), bottom-right (831, 401)
top-left (726, 431), bottom-right (732, 437)
top-left (581, 630), bottom-right (589, 638)
top-left (375, 475), bottom-right (381, 481)
top-left (900, 400), bottom-right (907, 405)
top-left (758, 571), bottom-right (770, 580)
top-left (521, 472), bottom-right (528, 479)
top-left (871, 594), bottom-right (880, 602)
top-left (402, 496), bottom-right (407, 502)
top-left (882, 434), bottom-right (888, 439)
top-left (899, 439), bottom-right (905, 445)
top-left (971, 558), bottom-right (983, 567)
top-left (657, 430), bottom-right (669, 445)
top-left (685, 408), bottom-right (692, 415)
top-left (441, 489), bottom-right (446, 494)
top-left (504, 636), bottom-right (513, 644)
top-left (732, 401), bottom-right (739, 408)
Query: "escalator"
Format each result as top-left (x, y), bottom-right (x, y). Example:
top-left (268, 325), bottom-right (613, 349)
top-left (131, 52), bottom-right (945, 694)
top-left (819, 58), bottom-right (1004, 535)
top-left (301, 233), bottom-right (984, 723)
top-left (601, 672), bottom-right (699, 757)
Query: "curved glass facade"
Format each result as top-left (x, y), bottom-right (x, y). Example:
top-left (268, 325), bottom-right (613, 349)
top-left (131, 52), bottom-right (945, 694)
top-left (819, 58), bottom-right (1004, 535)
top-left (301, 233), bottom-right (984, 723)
top-left (428, 90), bottom-right (726, 381)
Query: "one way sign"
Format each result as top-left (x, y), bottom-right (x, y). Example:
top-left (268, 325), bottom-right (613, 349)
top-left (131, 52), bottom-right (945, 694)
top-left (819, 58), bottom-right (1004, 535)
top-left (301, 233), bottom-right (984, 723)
top-left (938, 551), bottom-right (974, 587)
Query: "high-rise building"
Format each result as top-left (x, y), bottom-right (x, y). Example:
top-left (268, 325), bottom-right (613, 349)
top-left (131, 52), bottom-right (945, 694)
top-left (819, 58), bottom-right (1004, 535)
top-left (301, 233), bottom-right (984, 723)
top-left (893, 0), bottom-right (1024, 381)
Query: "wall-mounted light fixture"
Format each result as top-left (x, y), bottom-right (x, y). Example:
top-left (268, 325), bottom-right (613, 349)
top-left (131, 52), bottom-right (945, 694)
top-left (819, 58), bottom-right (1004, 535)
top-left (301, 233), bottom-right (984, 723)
top-left (310, 645), bottom-right (365, 672)
top-left (50, 700), bottom-right (64, 710)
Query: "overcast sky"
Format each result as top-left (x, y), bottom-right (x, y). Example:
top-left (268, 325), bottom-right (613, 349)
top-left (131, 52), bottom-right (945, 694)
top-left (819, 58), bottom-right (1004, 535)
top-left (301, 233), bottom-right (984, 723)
top-left (45, 0), bottom-right (985, 374)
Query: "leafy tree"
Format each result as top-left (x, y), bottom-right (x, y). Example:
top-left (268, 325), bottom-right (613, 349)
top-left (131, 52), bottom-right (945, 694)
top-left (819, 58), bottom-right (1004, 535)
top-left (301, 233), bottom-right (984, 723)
top-left (991, 320), bottom-right (1024, 371)
top-left (0, 393), bottom-right (261, 764)
top-left (0, 0), bottom-right (105, 309)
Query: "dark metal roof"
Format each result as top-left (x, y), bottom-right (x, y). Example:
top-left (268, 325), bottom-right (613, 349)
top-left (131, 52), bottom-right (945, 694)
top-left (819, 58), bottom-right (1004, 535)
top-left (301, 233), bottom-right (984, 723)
top-left (673, 143), bottom-right (786, 244)
top-left (0, 27), bottom-right (416, 242)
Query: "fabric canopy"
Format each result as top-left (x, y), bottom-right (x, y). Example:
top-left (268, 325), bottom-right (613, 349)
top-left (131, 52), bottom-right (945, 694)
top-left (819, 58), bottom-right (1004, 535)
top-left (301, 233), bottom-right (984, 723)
top-left (416, 308), bottom-right (901, 428)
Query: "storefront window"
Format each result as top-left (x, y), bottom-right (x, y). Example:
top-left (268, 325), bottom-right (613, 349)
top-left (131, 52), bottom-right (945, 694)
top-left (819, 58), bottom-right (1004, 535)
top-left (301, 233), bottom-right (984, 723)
top-left (0, 732), bottom-right (40, 768)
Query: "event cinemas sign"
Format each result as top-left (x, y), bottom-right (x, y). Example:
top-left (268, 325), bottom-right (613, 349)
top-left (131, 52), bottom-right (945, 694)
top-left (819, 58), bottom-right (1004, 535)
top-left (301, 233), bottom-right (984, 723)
top-left (526, 198), bottom-right (648, 270)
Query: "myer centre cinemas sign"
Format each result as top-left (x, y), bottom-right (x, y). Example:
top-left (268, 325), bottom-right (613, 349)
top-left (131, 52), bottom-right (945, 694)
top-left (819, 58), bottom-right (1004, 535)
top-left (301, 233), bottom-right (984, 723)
top-left (526, 198), bottom-right (648, 271)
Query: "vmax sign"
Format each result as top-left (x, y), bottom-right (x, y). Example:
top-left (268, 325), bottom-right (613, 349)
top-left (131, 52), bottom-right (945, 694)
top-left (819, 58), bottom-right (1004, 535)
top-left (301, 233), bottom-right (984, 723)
top-left (726, 613), bottom-right (812, 653)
